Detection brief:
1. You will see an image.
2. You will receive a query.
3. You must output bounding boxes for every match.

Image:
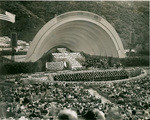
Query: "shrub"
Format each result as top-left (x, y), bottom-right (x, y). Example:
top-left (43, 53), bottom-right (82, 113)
top-left (83, 53), bottom-right (149, 67)
top-left (120, 56), bottom-right (149, 67)
top-left (0, 62), bottom-right (38, 75)
top-left (110, 56), bottom-right (149, 67)
top-left (0, 50), bottom-right (27, 55)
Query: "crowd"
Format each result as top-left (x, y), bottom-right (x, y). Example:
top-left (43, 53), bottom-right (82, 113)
top-left (53, 69), bottom-right (128, 81)
top-left (0, 80), bottom-right (113, 119)
top-left (88, 76), bottom-right (150, 119)
top-left (0, 69), bottom-right (149, 120)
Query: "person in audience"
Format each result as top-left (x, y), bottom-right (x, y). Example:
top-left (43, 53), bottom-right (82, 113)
top-left (0, 73), bottom-right (149, 120)
top-left (58, 109), bottom-right (78, 120)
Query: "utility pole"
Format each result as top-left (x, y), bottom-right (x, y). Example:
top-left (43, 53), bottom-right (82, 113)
top-left (0, 10), bottom-right (16, 61)
top-left (128, 21), bottom-right (135, 57)
top-left (129, 29), bottom-right (135, 56)
top-left (11, 32), bottom-right (17, 62)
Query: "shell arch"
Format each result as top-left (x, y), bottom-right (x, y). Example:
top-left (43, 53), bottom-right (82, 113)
top-left (26, 11), bottom-right (126, 62)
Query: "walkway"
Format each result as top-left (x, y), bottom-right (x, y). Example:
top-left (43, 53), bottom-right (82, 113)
top-left (87, 89), bottom-right (111, 104)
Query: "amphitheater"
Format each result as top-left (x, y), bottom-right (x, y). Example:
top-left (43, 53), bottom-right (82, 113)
top-left (0, 11), bottom-right (149, 120)
top-left (25, 11), bottom-right (147, 84)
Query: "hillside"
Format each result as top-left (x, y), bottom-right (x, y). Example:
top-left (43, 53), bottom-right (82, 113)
top-left (0, 1), bottom-right (149, 51)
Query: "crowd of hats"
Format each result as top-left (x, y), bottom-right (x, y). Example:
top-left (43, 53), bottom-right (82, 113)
top-left (53, 67), bottom-right (144, 82)
top-left (0, 80), bottom-right (113, 120)
top-left (53, 69), bottom-right (129, 81)
top-left (0, 71), bottom-right (149, 119)
top-left (87, 76), bottom-right (150, 119)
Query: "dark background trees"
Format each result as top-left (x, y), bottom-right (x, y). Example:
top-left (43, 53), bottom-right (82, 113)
top-left (0, 1), bottom-right (149, 53)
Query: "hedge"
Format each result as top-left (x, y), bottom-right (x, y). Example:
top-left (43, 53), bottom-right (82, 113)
top-left (0, 50), bottom-right (27, 55)
top-left (126, 68), bottom-right (142, 77)
top-left (111, 56), bottom-right (149, 67)
top-left (0, 62), bottom-right (39, 75)
top-left (83, 54), bottom-right (149, 67)
top-left (82, 50), bottom-right (149, 67)
top-left (0, 55), bottom-right (148, 75)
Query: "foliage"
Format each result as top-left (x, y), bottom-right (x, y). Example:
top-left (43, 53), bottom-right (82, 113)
top-left (0, 1), bottom-right (149, 51)
top-left (111, 56), bottom-right (149, 67)
top-left (82, 52), bottom-right (149, 67)
top-left (0, 62), bottom-right (38, 75)
top-left (120, 56), bottom-right (149, 67)
top-left (0, 50), bottom-right (27, 55)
